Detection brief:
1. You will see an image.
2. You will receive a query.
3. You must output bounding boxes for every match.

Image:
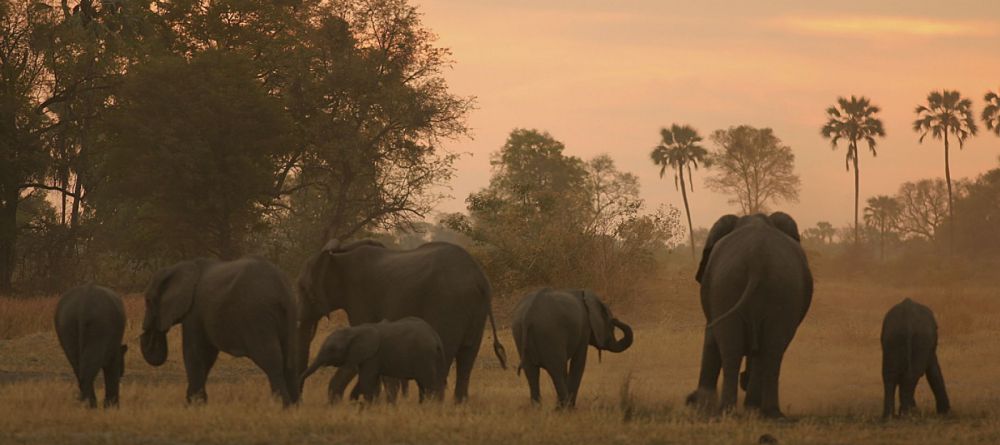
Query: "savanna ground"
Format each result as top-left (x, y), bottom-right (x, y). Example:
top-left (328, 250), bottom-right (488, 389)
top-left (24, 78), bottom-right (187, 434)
top-left (1, 266), bottom-right (998, 444)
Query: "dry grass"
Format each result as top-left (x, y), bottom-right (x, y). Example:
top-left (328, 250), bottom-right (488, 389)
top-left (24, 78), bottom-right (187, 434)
top-left (1, 276), bottom-right (999, 444)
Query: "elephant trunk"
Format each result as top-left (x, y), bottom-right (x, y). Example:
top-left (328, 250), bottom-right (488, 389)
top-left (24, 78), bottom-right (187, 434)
top-left (604, 319), bottom-right (633, 353)
top-left (140, 329), bottom-right (168, 366)
top-left (299, 360), bottom-right (323, 389)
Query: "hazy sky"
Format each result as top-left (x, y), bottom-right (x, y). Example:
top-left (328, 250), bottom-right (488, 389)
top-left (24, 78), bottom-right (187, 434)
top-left (416, 0), bottom-right (1000, 230)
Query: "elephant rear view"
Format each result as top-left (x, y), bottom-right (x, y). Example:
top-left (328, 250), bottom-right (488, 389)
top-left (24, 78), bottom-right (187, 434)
top-left (511, 289), bottom-right (633, 408)
top-left (881, 298), bottom-right (950, 418)
top-left (139, 257), bottom-right (300, 406)
top-left (688, 212), bottom-right (813, 418)
top-left (54, 285), bottom-right (127, 408)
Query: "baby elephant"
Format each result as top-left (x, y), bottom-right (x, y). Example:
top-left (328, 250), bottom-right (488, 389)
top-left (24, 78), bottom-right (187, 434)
top-left (881, 298), bottom-right (950, 418)
top-left (54, 285), bottom-right (128, 408)
top-left (301, 317), bottom-right (445, 402)
top-left (511, 289), bottom-right (634, 408)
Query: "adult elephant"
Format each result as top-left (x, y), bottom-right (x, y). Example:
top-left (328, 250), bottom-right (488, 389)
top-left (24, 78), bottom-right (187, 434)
top-left (686, 212), bottom-right (812, 418)
top-left (297, 240), bottom-right (507, 403)
top-left (140, 257), bottom-right (300, 406)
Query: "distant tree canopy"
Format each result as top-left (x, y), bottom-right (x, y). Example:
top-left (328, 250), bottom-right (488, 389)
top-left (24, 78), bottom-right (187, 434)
top-left (953, 165), bottom-right (1000, 257)
top-left (706, 125), bottom-right (801, 215)
top-left (0, 0), bottom-right (470, 293)
top-left (445, 129), bottom-right (681, 301)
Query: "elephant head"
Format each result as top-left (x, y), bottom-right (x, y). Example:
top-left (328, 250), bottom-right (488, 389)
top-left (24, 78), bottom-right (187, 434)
top-left (298, 239), bottom-right (387, 320)
top-left (768, 211), bottom-right (802, 242)
top-left (582, 291), bottom-right (633, 353)
top-left (140, 260), bottom-right (203, 366)
top-left (696, 214), bottom-right (740, 284)
top-left (300, 325), bottom-right (380, 385)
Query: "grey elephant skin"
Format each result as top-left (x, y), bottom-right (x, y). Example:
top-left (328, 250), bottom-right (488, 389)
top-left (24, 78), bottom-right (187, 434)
top-left (511, 289), bottom-right (633, 408)
top-left (687, 212), bottom-right (813, 418)
top-left (297, 240), bottom-right (506, 403)
top-left (139, 257), bottom-right (300, 406)
top-left (881, 298), bottom-right (950, 418)
top-left (54, 285), bottom-right (128, 408)
top-left (301, 317), bottom-right (446, 402)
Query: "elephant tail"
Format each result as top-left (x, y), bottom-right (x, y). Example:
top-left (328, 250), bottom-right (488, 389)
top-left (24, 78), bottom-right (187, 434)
top-left (488, 305), bottom-right (508, 370)
top-left (706, 271), bottom-right (760, 330)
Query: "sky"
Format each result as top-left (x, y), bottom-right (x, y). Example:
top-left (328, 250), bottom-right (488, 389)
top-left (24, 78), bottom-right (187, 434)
top-left (415, 0), bottom-right (1000, 230)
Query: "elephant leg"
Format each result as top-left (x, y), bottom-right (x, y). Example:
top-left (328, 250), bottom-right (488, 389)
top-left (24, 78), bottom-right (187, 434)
top-left (248, 343), bottom-right (293, 407)
top-left (926, 353), bottom-right (950, 414)
top-left (882, 375), bottom-right (897, 419)
top-left (102, 363), bottom-right (121, 408)
top-left (355, 363), bottom-right (380, 403)
top-left (743, 355), bottom-right (762, 409)
top-left (382, 378), bottom-right (400, 403)
top-left (757, 349), bottom-right (787, 418)
top-left (453, 341), bottom-right (482, 403)
top-left (182, 329), bottom-right (219, 405)
top-left (544, 365), bottom-right (570, 409)
top-left (715, 326), bottom-right (745, 415)
top-left (327, 366), bottom-right (358, 404)
top-left (523, 363), bottom-right (542, 404)
top-left (898, 377), bottom-right (918, 416)
top-left (567, 345), bottom-right (588, 408)
top-left (687, 328), bottom-right (721, 408)
top-left (76, 363), bottom-right (99, 409)
top-left (400, 379), bottom-right (411, 398)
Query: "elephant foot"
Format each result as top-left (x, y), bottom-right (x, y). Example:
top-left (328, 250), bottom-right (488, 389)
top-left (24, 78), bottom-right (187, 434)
top-left (685, 387), bottom-right (717, 411)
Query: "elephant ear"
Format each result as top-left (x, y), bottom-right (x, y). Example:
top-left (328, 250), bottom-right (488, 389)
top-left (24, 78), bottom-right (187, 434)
top-left (582, 290), bottom-right (612, 350)
top-left (768, 211), bottom-right (801, 242)
top-left (146, 261), bottom-right (201, 332)
top-left (696, 214), bottom-right (740, 283)
top-left (346, 326), bottom-right (381, 367)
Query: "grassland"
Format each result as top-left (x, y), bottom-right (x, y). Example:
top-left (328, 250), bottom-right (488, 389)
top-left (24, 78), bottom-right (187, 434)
top-left (1, 272), bottom-right (998, 444)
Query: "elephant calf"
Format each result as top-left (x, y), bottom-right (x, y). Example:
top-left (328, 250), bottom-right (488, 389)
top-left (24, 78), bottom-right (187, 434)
top-left (511, 289), bottom-right (634, 408)
top-left (881, 298), bottom-right (950, 418)
top-left (301, 317), bottom-right (446, 403)
top-left (54, 285), bottom-right (128, 408)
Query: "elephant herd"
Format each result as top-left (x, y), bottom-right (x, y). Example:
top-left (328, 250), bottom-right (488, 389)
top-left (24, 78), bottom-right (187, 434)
top-left (51, 212), bottom-right (951, 420)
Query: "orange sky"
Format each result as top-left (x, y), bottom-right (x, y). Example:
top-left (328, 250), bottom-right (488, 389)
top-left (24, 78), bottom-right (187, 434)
top-left (416, 0), bottom-right (1000, 230)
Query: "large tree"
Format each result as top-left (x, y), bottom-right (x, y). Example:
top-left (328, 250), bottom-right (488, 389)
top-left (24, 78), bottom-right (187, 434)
top-left (913, 90), bottom-right (978, 251)
top-left (650, 124), bottom-right (710, 259)
top-left (93, 51), bottom-right (294, 260)
top-left (821, 96), bottom-right (886, 246)
top-left (864, 195), bottom-right (901, 261)
top-left (895, 179), bottom-right (949, 242)
top-left (706, 125), bottom-right (801, 215)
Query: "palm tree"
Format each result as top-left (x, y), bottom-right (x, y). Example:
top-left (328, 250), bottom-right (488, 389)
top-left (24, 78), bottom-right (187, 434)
top-left (983, 89), bottom-right (1000, 135)
top-left (913, 90), bottom-right (978, 251)
top-left (651, 124), bottom-right (710, 259)
top-left (821, 96), bottom-right (886, 247)
top-left (864, 195), bottom-right (901, 261)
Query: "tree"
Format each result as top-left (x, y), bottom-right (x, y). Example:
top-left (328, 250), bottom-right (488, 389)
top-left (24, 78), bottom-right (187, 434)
top-left (706, 125), bottom-right (801, 215)
top-left (821, 96), bottom-right (886, 246)
top-left (815, 221), bottom-right (836, 244)
top-left (864, 195), bottom-right (901, 260)
top-left (93, 51), bottom-right (294, 260)
top-left (913, 90), bottom-right (978, 251)
top-left (952, 164), bottom-right (1000, 257)
top-left (895, 179), bottom-right (949, 242)
top-left (983, 90), bottom-right (1000, 136)
top-left (650, 124), bottom-right (710, 259)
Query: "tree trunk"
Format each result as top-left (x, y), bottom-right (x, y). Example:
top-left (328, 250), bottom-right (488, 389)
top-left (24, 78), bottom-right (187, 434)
top-left (679, 165), bottom-right (695, 260)
top-left (852, 143), bottom-right (860, 247)
top-left (0, 187), bottom-right (19, 294)
top-left (943, 131), bottom-right (954, 255)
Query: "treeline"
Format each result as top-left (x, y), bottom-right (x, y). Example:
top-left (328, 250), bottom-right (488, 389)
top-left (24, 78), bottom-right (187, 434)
top-left (1, 0), bottom-right (470, 293)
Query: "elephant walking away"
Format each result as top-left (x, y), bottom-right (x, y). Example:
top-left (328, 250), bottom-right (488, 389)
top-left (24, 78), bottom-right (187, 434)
top-left (301, 317), bottom-right (446, 403)
top-left (139, 257), bottom-right (300, 406)
top-left (54, 285), bottom-right (128, 408)
top-left (511, 289), bottom-right (633, 408)
top-left (882, 298), bottom-right (950, 418)
top-left (686, 212), bottom-right (813, 418)
top-left (297, 240), bottom-right (506, 403)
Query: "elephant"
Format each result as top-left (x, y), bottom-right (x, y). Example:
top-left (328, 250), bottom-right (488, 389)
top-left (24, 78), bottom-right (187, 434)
top-left (54, 285), bottom-right (128, 408)
top-left (511, 289), bottom-right (633, 408)
top-left (686, 212), bottom-right (813, 418)
top-left (297, 240), bottom-right (506, 403)
top-left (881, 298), bottom-right (950, 418)
top-left (139, 256), bottom-right (300, 406)
top-left (301, 317), bottom-right (446, 403)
